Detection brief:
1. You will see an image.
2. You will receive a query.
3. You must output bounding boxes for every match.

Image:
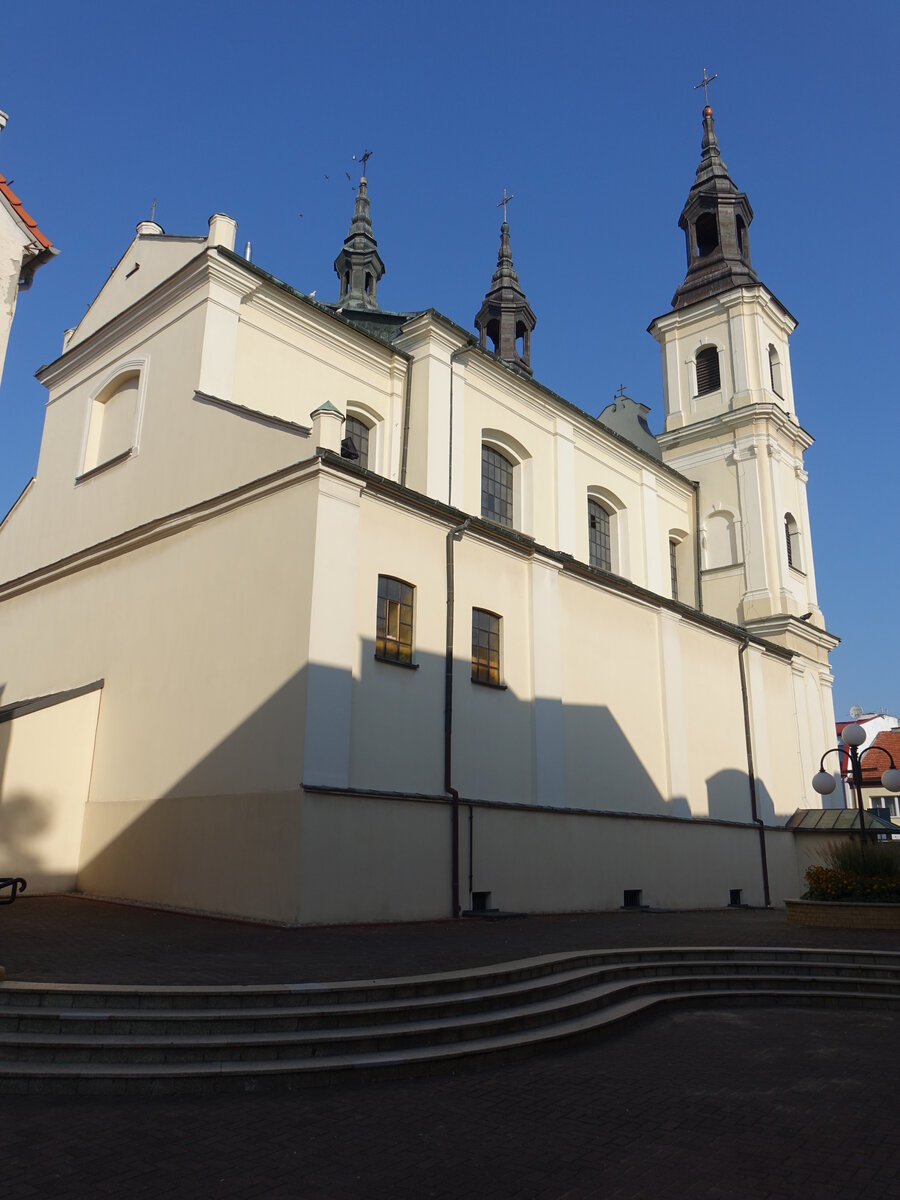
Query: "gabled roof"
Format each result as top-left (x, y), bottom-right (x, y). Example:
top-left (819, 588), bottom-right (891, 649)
top-left (0, 171), bottom-right (53, 250)
top-left (861, 731), bottom-right (900, 784)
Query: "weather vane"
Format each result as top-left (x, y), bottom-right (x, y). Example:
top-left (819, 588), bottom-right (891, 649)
top-left (497, 187), bottom-right (514, 223)
top-left (693, 68), bottom-right (718, 107)
top-left (150, 198), bottom-right (158, 222)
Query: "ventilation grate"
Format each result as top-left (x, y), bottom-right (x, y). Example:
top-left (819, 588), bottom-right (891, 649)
top-left (623, 889), bottom-right (643, 909)
top-left (695, 347), bottom-right (721, 396)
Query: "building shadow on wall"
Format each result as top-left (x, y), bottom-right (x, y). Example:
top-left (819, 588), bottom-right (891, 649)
top-left (69, 637), bottom-right (774, 919)
top-left (707, 768), bottom-right (776, 825)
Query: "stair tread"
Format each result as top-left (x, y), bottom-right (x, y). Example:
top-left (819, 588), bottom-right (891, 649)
top-left (2, 971), bottom-right (897, 1050)
top-left (2, 945), bottom-right (899, 1002)
top-left (0, 985), bottom-right (895, 1079)
top-left (3, 955), bottom-right (900, 1019)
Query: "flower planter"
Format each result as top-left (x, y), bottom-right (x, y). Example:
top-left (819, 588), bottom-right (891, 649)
top-left (785, 898), bottom-right (900, 930)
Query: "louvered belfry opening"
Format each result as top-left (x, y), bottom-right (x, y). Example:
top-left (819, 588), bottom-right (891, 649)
top-left (695, 346), bottom-right (720, 396)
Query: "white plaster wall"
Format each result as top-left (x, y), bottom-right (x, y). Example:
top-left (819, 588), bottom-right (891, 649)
top-left (0, 306), bottom-right (326, 585)
top-left (0, 688), bottom-right (101, 893)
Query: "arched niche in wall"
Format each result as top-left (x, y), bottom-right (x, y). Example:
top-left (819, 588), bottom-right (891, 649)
top-left (703, 509), bottom-right (740, 570)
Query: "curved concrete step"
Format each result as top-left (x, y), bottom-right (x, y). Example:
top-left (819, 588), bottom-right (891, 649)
top-left (2, 947), bottom-right (900, 1091)
top-left (1, 985), bottom-right (897, 1095)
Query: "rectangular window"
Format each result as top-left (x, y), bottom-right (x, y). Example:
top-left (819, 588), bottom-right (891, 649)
top-left (471, 609), bottom-right (501, 686)
top-left (670, 539), bottom-right (679, 601)
top-left (588, 500), bottom-right (611, 572)
top-left (376, 576), bottom-right (414, 664)
top-left (345, 416), bottom-right (370, 471)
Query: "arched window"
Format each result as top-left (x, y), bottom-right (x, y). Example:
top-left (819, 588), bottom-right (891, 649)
top-left (785, 513), bottom-right (801, 570)
top-left (586, 488), bottom-right (627, 576)
top-left (768, 344), bottom-right (784, 398)
top-left (588, 499), bottom-right (612, 571)
top-left (695, 346), bottom-right (721, 397)
top-left (669, 539), bottom-right (680, 600)
top-left (695, 212), bottom-right (719, 257)
top-left (344, 415), bottom-right (371, 471)
top-left (82, 370), bottom-right (141, 475)
top-left (668, 529), bottom-right (690, 603)
top-left (736, 215), bottom-right (747, 258)
top-left (481, 445), bottom-right (514, 528)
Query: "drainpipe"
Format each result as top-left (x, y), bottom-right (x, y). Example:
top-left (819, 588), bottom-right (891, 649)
top-left (448, 344), bottom-right (475, 506)
top-left (692, 480), bottom-right (703, 612)
top-left (738, 636), bottom-right (771, 907)
top-left (445, 516), bottom-right (472, 918)
top-left (399, 359), bottom-right (413, 487)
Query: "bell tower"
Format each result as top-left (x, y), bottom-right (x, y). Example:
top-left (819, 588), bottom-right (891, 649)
top-left (474, 190), bottom-right (536, 378)
top-left (334, 154), bottom-right (384, 311)
top-left (649, 97), bottom-right (835, 657)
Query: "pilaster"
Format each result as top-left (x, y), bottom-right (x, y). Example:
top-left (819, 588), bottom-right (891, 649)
top-left (302, 469), bottom-right (362, 787)
top-left (529, 558), bottom-right (565, 806)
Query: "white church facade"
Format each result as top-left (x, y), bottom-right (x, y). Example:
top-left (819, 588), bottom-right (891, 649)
top-left (0, 105), bottom-right (839, 923)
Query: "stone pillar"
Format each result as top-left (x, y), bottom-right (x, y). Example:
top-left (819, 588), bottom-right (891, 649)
top-left (310, 402), bottom-right (345, 454)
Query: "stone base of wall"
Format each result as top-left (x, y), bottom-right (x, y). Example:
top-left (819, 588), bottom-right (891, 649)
top-left (785, 898), bottom-right (900, 930)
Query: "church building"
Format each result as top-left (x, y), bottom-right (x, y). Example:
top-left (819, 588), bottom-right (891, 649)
top-left (0, 104), bottom-right (839, 923)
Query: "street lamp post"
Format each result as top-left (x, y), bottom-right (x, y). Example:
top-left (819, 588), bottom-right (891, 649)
top-left (812, 723), bottom-right (900, 844)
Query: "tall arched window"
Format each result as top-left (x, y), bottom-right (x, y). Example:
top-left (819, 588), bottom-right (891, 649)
top-left (481, 445), bottom-right (514, 528)
top-left (695, 346), bottom-right (720, 397)
top-left (768, 345), bottom-right (784, 398)
top-left (695, 212), bottom-right (719, 257)
top-left (785, 513), bottom-right (801, 570)
top-left (588, 499), bottom-right (612, 571)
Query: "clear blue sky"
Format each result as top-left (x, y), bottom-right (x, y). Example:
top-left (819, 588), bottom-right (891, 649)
top-left (1, 1), bottom-right (897, 720)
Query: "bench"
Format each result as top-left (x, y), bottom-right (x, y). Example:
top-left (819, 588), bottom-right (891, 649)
top-left (0, 878), bottom-right (27, 906)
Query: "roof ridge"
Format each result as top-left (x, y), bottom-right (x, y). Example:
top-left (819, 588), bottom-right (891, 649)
top-left (0, 170), bottom-right (53, 249)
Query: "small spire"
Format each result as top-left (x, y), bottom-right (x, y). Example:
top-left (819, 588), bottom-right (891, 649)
top-left (333, 157), bottom-right (384, 310)
top-left (670, 98), bottom-right (760, 309)
top-left (475, 205), bottom-right (536, 377)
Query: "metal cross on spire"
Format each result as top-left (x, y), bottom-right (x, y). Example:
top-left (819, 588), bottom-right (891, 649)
top-left (693, 68), bottom-right (718, 107)
top-left (497, 187), bottom-right (514, 223)
top-left (615, 383), bottom-right (628, 399)
top-left (354, 148), bottom-right (373, 177)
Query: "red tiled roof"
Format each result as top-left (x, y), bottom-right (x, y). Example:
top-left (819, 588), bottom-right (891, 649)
top-left (0, 171), bottom-right (53, 250)
top-left (860, 730), bottom-right (900, 783)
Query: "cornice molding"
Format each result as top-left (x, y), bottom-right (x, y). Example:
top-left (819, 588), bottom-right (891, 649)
top-left (658, 403), bottom-right (814, 454)
top-left (37, 252), bottom-right (212, 389)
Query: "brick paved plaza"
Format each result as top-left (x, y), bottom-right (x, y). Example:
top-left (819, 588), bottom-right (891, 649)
top-left (3, 897), bottom-right (900, 1199)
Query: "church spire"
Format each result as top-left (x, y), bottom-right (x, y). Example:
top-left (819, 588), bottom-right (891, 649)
top-left (474, 191), bottom-right (536, 377)
top-left (334, 155), bottom-right (385, 310)
top-left (671, 101), bottom-right (760, 309)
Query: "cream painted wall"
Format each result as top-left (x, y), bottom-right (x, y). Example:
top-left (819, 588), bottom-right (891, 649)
top-left (293, 792), bottom-right (834, 924)
top-left (66, 231), bottom-right (206, 350)
top-left (349, 495), bottom-right (446, 795)
top-left (0, 477), bottom-right (317, 804)
top-left (231, 295), bottom-right (401, 443)
top-left (0, 688), bottom-right (101, 893)
top-left (1, 285), bottom-right (316, 583)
